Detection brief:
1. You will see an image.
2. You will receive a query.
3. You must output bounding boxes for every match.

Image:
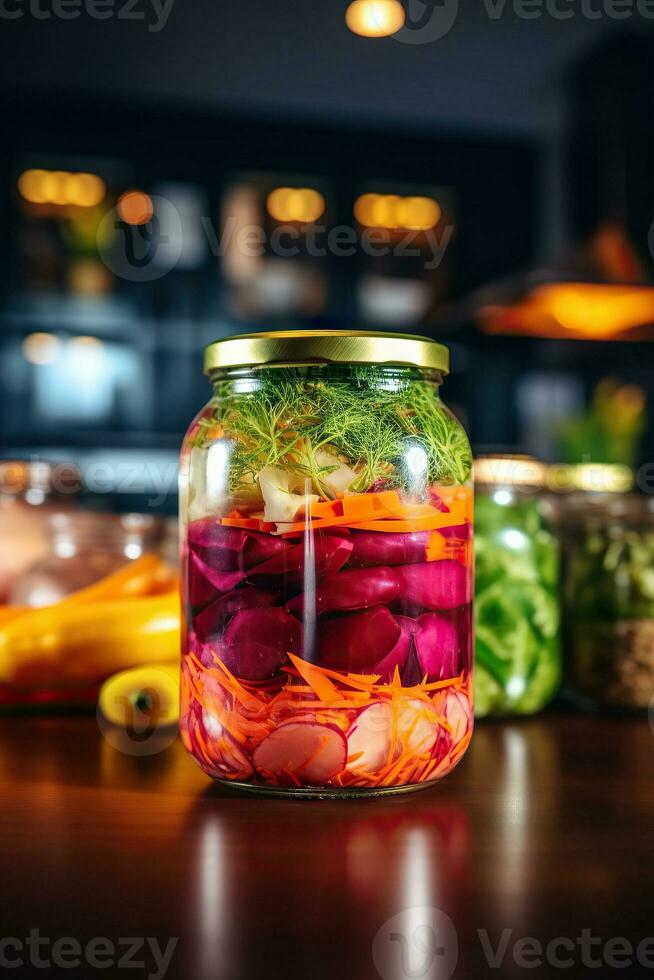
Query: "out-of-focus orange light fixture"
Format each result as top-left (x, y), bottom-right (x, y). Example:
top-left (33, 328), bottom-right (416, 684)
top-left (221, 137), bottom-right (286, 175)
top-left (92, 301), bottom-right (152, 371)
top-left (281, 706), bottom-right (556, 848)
top-left (117, 190), bottom-right (154, 225)
top-left (345, 0), bottom-right (405, 37)
top-left (479, 282), bottom-right (654, 340)
top-left (18, 169), bottom-right (106, 208)
top-left (266, 187), bottom-right (325, 224)
top-left (354, 193), bottom-right (441, 231)
top-left (22, 332), bottom-right (61, 365)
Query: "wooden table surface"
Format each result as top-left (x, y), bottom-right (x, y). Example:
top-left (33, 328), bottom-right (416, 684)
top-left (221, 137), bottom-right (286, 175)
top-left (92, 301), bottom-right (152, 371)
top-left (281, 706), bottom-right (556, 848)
top-left (1, 711), bottom-right (652, 980)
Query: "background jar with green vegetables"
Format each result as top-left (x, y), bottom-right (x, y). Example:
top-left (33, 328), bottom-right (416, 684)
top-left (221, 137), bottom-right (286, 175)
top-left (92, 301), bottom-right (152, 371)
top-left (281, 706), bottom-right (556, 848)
top-left (561, 481), bottom-right (654, 711)
top-left (474, 456), bottom-right (561, 717)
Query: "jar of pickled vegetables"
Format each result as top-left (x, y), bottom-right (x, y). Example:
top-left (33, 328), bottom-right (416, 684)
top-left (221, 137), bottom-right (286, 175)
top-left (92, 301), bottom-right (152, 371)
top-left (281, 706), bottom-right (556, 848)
top-left (474, 456), bottom-right (561, 717)
top-left (179, 330), bottom-right (473, 796)
top-left (562, 478), bottom-right (654, 711)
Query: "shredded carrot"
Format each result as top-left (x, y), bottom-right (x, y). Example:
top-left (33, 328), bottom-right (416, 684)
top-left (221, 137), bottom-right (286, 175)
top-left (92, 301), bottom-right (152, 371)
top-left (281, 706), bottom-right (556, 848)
top-left (287, 654), bottom-right (341, 705)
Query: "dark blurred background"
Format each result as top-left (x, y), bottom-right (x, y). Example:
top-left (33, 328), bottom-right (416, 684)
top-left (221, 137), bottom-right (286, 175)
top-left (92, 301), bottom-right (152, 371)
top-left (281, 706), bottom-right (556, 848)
top-left (1, 2), bottom-right (654, 512)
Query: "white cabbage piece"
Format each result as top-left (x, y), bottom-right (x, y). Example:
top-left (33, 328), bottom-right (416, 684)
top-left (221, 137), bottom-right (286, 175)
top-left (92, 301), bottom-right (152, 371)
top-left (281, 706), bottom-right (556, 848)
top-left (258, 466), bottom-right (318, 523)
top-left (315, 450), bottom-right (357, 498)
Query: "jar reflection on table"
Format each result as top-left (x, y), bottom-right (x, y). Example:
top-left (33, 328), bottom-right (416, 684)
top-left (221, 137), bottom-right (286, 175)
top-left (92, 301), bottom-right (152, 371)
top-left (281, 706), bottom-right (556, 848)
top-left (474, 455), bottom-right (561, 717)
top-left (561, 468), bottom-right (654, 711)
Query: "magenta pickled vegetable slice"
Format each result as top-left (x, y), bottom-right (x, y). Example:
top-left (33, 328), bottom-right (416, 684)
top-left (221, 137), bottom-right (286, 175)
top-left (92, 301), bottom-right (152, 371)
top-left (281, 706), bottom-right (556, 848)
top-left (414, 612), bottom-right (460, 681)
top-left (436, 522), bottom-right (471, 540)
top-left (189, 551), bottom-right (245, 602)
top-left (286, 566), bottom-right (401, 617)
top-left (396, 560), bottom-right (471, 610)
top-left (253, 721), bottom-right (347, 785)
top-left (368, 618), bottom-right (412, 682)
top-left (318, 605), bottom-right (401, 672)
top-left (347, 530), bottom-right (429, 568)
top-left (220, 607), bottom-right (302, 680)
top-left (188, 521), bottom-right (248, 569)
top-left (188, 521), bottom-right (292, 571)
top-left (247, 535), bottom-right (352, 591)
top-left (193, 586), bottom-right (279, 642)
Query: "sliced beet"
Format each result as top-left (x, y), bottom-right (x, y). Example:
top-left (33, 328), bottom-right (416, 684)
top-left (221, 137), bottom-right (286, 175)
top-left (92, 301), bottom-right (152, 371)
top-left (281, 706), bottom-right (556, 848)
top-left (247, 535), bottom-right (352, 592)
top-left (193, 586), bottom-right (279, 642)
top-left (188, 551), bottom-right (220, 607)
top-left (220, 607), bottom-right (302, 680)
top-left (414, 612), bottom-right (460, 681)
top-left (188, 521), bottom-right (248, 569)
top-left (347, 530), bottom-right (429, 568)
top-left (436, 522), bottom-right (472, 540)
top-left (188, 521), bottom-right (292, 571)
top-left (396, 560), bottom-right (471, 610)
top-left (368, 618), bottom-right (412, 682)
top-left (318, 605), bottom-right (401, 672)
top-left (286, 566), bottom-right (400, 617)
top-left (253, 721), bottom-right (347, 784)
top-left (189, 551), bottom-right (245, 600)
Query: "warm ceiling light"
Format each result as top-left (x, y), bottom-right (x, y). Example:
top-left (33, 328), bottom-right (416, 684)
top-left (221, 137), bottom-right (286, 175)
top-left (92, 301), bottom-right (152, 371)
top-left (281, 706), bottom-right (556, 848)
top-left (69, 335), bottom-right (104, 349)
top-left (479, 282), bottom-right (654, 340)
top-left (266, 187), bottom-right (325, 224)
top-left (117, 190), bottom-right (154, 225)
top-left (22, 332), bottom-right (61, 365)
top-left (17, 169), bottom-right (106, 208)
top-left (346, 0), bottom-right (405, 37)
top-left (354, 193), bottom-right (441, 230)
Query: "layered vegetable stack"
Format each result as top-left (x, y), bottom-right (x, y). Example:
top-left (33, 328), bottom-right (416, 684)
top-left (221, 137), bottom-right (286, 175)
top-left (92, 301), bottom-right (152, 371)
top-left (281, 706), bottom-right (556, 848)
top-left (180, 367), bottom-right (473, 792)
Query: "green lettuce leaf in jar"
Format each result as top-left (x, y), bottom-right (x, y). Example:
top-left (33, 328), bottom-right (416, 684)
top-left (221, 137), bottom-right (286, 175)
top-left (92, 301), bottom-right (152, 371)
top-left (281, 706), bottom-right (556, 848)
top-left (473, 458), bottom-right (561, 717)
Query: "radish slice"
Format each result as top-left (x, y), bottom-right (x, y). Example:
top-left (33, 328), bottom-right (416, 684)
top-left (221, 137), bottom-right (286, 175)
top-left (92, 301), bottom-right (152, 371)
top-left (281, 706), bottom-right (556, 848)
top-left (397, 699), bottom-right (441, 755)
top-left (414, 613), bottom-right (460, 681)
top-left (396, 560), bottom-right (471, 610)
top-left (346, 703), bottom-right (394, 773)
top-left (319, 605), bottom-right (401, 672)
top-left (286, 566), bottom-right (400, 617)
top-left (432, 689), bottom-right (472, 747)
top-left (253, 722), bottom-right (347, 784)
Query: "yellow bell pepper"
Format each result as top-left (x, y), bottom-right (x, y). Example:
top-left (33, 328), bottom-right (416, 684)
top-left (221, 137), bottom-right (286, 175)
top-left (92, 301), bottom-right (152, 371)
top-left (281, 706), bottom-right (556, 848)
top-left (99, 662), bottom-right (180, 729)
top-left (0, 592), bottom-right (180, 689)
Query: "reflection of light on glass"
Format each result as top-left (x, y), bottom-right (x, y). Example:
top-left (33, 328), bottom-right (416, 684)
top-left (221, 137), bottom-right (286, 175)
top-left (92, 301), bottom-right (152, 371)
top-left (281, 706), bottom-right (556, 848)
top-left (354, 193), bottom-right (441, 230)
top-left (501, 529), bottom-right (526, 551)
top-left (22, 332), bottom-right (61, 365)
top-left (506, 676), bottom-right (526, 698)
top-left (492, 489), bottom-right (512, 506)
top-left (499, 730), bottom-right (529, 895)
top-left (266, 187), bottom-right (325, 224)
top-left (405, 445), bottom-right (429, 477)
top-left (117, 190), bottom-right (154, 225)
top-left (345, 0), bottom-right (405, 36)
top-left (18, 169), bottom-right (105, 207)
top-left (205, 441), bottom-right (231, 514)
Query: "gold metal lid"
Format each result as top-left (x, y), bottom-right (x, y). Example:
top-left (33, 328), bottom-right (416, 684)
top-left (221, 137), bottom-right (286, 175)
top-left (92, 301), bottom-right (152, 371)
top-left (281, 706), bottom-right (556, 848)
top-left (474, 454), bottom-right (547, 488)
top-left (203, 330), bottom-right (449, 375)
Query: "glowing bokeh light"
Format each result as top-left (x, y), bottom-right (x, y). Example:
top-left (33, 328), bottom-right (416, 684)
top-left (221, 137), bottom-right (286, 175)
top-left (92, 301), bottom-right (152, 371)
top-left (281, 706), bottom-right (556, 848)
top-left (17, 169), bottom-right (106, 208)
top-left (345, 0), bottom-right (405, 37)
top-left (266, 187), bottom-right (325, 224)
top-left (22, 332), bottom-right (61, 366)
top-left (117, 190), bottom-right (154, 225)
top-left (354, 193), bottom-right (441, 230)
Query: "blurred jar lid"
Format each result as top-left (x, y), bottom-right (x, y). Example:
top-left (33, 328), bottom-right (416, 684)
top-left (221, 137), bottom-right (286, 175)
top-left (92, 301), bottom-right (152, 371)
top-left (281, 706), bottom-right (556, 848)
top-left (474, 454), bottom-right (547, 489)
top-left (546, 462), bottom-right (634, 494)
top-left (0, 460), bottom-right (81, 501)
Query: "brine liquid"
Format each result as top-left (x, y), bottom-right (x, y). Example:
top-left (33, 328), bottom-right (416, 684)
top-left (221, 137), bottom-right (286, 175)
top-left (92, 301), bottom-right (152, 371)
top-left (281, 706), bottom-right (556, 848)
top-left (180, 485), bottom-right (473, 793)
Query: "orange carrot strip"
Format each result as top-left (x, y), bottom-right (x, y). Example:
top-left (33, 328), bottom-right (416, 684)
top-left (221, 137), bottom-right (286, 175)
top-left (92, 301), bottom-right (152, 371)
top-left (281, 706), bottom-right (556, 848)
top-left (287, 654), bottom-right (341, 705)
top-left (221, 517), bottom-right (264, 530)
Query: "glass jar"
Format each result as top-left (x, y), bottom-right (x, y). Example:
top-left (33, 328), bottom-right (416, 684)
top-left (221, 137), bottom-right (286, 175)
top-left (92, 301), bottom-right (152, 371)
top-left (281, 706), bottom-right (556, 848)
top-left (562, 489), bottom-right (654, 711)
top-left (11, 512), bottom-right (165, 607)
top-left (179, 330), bottom-right (474, 797)
top-left (0, 460), bottom-right (80, 603)
top-left (474, 456), bottom-right (561, 717)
